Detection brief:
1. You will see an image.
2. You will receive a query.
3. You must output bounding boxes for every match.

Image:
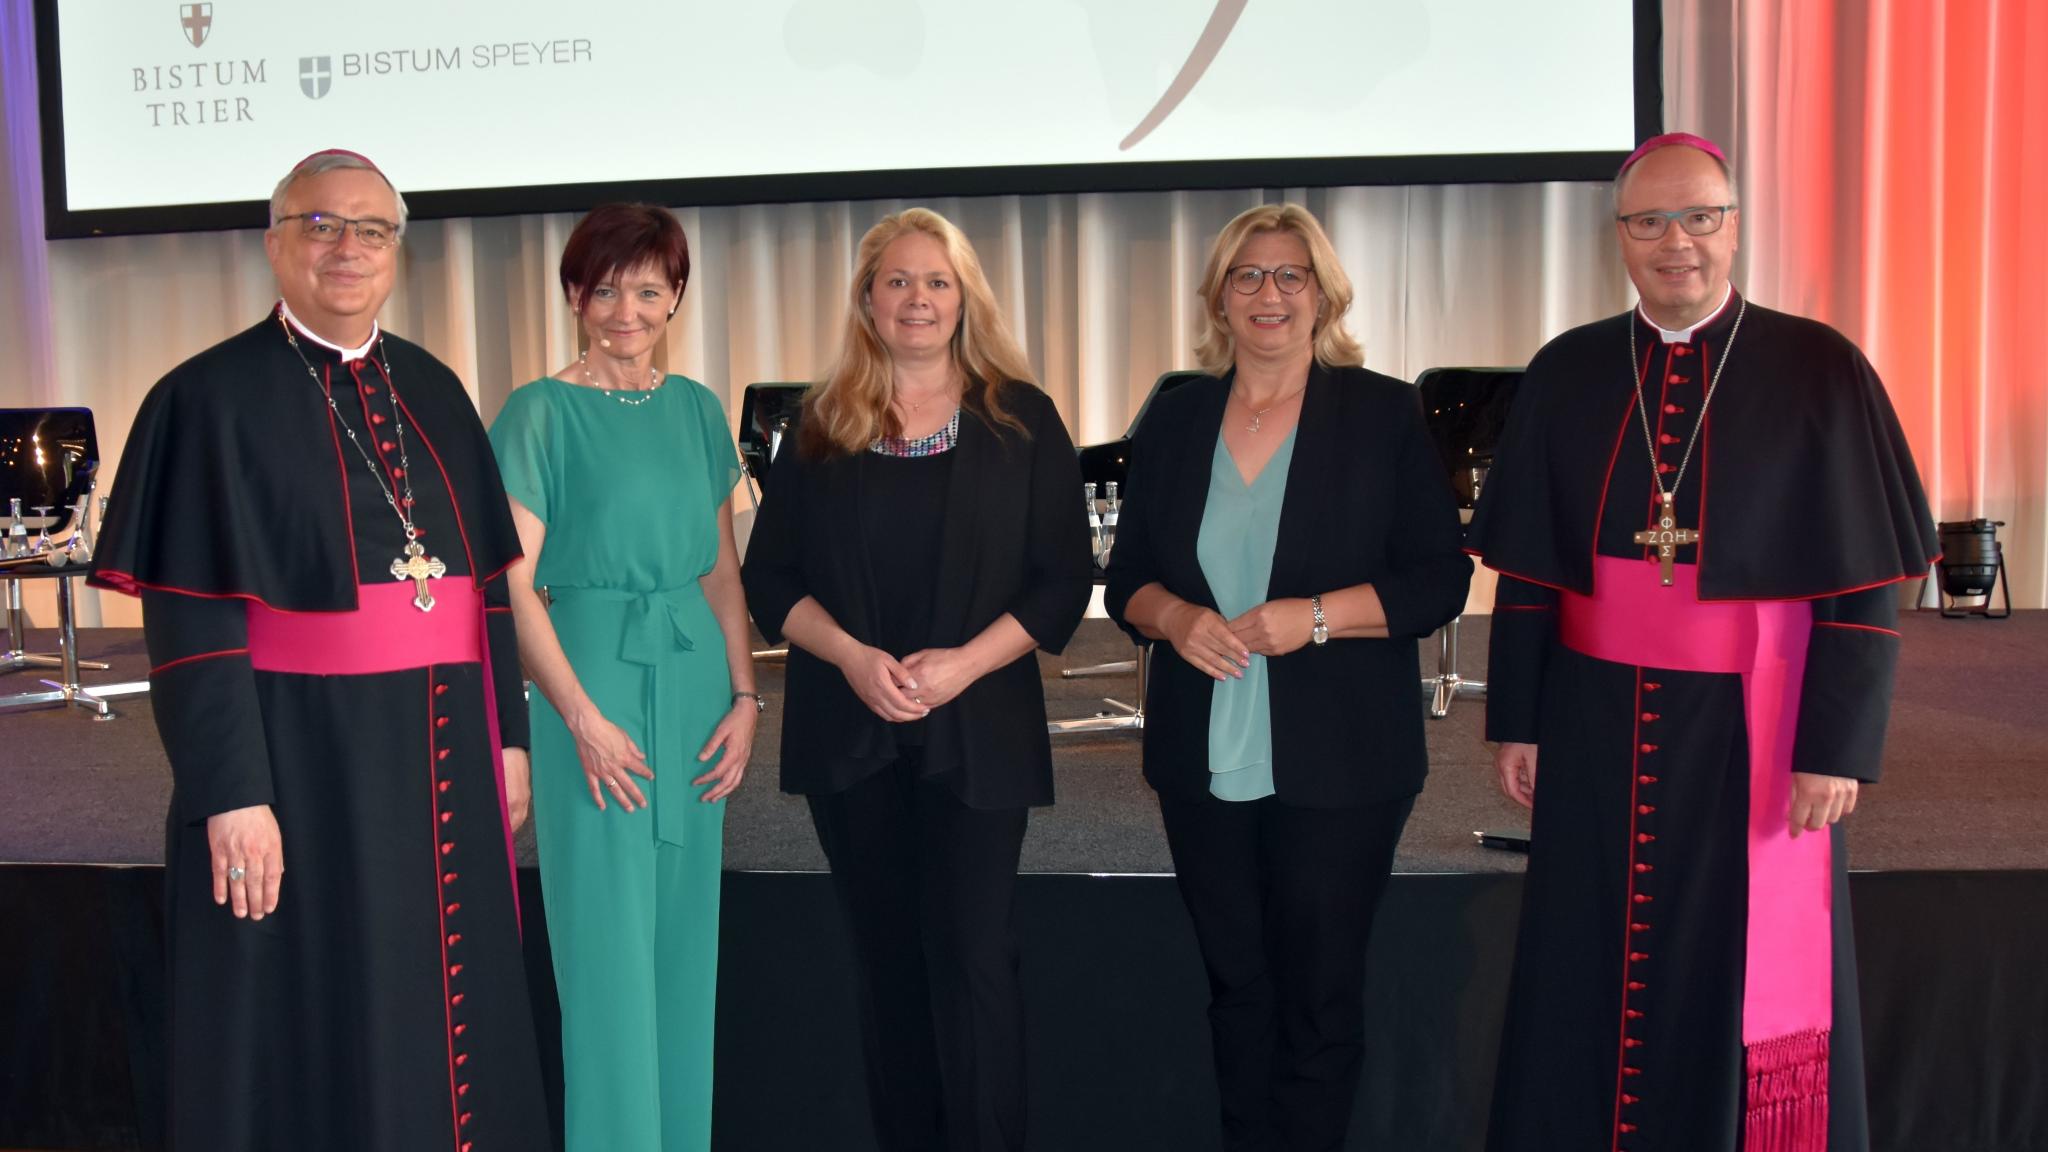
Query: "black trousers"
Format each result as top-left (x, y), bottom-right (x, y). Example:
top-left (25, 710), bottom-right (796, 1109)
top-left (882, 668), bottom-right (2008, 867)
top-left (1158, 789), bottom-right (1416, 1152)
top-left (808, 755), bottom-right (1032, 1152)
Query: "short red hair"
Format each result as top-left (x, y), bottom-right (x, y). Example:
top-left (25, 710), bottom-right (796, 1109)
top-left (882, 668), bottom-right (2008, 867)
top-left (558, 203), bottom-right (691, 312)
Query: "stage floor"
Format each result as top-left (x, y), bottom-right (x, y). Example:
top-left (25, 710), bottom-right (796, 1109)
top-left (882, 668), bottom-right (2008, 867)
top-left (5, 614), bottom-right (2045, 1152)
top-left (3, 612), bottom-right (2044, 874)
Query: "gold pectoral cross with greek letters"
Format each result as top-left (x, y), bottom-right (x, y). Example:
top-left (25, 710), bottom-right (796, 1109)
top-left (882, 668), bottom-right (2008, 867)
top-left (389, 540), bottom-right (447, 612)
top-left (1632, 492), bottom-right (1700, 586)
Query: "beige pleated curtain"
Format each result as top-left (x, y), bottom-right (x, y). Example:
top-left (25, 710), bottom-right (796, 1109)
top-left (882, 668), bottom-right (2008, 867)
top-left (4, 0), bottom-right (2043, 628)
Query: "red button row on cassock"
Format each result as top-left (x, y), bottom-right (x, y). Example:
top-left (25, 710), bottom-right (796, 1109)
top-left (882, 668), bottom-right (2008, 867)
top-left (434, 673), bottom-right (475, 1137)
top-left (1618, 680), bottom-right (1667, 1142)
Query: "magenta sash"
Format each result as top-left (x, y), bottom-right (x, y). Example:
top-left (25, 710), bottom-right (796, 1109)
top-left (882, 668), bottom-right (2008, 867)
top-left (1560, 556), bottom-right (1831, 1152)
top-left (247, 581), bottom-right (482, 673)
top-left (245, 580), bottom-right (522, 933)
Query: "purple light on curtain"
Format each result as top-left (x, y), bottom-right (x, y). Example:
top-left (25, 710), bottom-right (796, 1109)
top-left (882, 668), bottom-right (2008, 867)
top-left (1, 0), bottom-right (57, 405)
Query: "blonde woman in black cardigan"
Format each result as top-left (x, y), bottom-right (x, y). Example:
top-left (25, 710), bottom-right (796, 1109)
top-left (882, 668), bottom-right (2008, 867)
top-left (743, 207), bottom-right (1092, 1152)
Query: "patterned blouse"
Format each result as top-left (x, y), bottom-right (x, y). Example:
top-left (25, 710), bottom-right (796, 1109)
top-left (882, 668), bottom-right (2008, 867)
top-left (870, 407), bottom-right (961, 458)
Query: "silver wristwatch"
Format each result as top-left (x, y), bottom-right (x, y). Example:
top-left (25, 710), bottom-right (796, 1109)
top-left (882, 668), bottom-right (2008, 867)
top-left (1310, 594), bottom-right (1329, 646)
top-left (733, 691), bottom-right (766, 714)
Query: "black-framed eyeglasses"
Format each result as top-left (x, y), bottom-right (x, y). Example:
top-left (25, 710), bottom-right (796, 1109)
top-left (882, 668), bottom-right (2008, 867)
top-left (1226, 264), bottom-right (1315, 295)
top-left (1617, 205), bottom-right (1734, 241)
top-left (276, 212), bottom-right (401, 249)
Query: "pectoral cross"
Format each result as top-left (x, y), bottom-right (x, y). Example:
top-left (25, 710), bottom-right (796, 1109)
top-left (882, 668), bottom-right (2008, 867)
top-left (389, 540), bottom-right (447, 612)
top-left (1632, 492), bottom-right (1700, 586)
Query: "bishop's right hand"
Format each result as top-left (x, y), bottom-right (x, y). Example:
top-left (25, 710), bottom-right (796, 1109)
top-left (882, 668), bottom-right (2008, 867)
top-left (1495, 742), bottom-right (1539, 809)
top-left (207, 804), bottom-right (283, 920)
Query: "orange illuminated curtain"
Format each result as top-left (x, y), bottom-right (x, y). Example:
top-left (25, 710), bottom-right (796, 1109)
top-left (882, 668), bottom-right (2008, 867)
top-left (1666, 0), bottom-right (2048, 607)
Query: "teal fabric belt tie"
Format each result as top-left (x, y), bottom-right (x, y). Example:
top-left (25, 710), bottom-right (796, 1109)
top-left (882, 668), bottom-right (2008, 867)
top-left (557, 586), bottom-right (703, 848)
top-left (618, 590), bottom-right (699, 667)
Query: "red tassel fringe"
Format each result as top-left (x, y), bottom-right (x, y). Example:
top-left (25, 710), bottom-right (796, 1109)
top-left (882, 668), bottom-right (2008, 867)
top-left (1744, 1028), bottom-right (1830, 1152)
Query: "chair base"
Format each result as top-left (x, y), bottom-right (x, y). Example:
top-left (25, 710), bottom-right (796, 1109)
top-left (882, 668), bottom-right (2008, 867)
top-left (1060, 659), bottom-right (1136, 679)
top-left (3, 649), bottom-right (111, 674)
top-left (3, 568), bottom-right (141, 718)
top-left (1420, 674), bottom-right (1487, 720)
top-left (1047, 697), bottom-right (1142, 734)
top-left (1049, 645), bottom-right (1149, 736)
top-left (0, 678), bottom-right (149, 720)
top-left (1420, 616), bottom-right (1486, 719)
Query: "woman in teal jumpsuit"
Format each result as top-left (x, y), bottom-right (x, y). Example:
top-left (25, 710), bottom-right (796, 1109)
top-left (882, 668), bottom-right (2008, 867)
top-left (489, 203), bottom-right (758, 1151)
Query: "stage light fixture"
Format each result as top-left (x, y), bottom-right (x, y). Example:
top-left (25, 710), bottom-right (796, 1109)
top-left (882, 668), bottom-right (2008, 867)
top-left (1935, 518), bottom-right (2011, 619)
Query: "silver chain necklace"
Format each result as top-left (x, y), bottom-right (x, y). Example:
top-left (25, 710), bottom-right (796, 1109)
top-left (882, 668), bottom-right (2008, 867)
top-left (1231, 382), bottom-right (1307, 433)
top-left (1627, 298), bottom-right (1746, 585)
top-left (281, 317), bottom-right (447, 611)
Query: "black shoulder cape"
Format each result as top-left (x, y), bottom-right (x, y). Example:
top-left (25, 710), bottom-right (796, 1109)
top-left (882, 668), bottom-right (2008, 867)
top-left (1466, 295), bottom-right (1937, 600)
top-left (91, 310), bottom-right (521, 609)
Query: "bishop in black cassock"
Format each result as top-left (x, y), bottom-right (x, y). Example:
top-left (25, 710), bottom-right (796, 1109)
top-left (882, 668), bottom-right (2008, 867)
top-left (1469, 135), bottom-right (1936, 1152)
top-left (89, 151), bottom-right (550, 1152)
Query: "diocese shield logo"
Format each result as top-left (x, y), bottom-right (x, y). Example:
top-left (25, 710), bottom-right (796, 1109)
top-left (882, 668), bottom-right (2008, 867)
top-left (179, 3), bottom-right (212, 48)
top-left (300, 56), bottom-right (332, 100)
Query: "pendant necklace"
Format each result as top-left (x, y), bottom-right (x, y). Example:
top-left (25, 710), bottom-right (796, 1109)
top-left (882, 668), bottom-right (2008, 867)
top-left (1234, 383), bottom-right (1305, 433)
top-left (1628, 299), bottom-right (1746, 586)
top-left (579, 350), bottom-right (663, 406)
top-left (281, 316), bottom-right (447, 612)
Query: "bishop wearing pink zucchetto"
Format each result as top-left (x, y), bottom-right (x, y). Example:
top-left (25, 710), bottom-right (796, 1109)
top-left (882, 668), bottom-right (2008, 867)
top-left (1467, 132), bottom-right (1937, 1152)
top-left (90, 149), bottom-right (553, 1152)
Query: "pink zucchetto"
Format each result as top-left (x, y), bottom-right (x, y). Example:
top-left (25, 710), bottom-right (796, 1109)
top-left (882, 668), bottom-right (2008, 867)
top-left (1616, 132), bottom-right (1727, 179)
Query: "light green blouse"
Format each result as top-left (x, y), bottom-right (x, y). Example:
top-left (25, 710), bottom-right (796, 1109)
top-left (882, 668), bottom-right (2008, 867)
top-left (1195, 426), bottom-right (1297, 802)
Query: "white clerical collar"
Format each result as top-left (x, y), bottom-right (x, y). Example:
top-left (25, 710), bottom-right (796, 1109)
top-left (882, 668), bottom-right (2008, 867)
top-left (278, 300), bottom-right (379, 361)
top-left (1637, 285), bottom-right (1734, 344)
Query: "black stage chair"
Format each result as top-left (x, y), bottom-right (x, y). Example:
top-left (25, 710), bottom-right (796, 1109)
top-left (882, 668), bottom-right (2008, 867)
top-left (736, 382), bottom-right (811, 503)
top-left (1050, 369), bottom-right (1205, 736)
top-left (735, 383), bottom-right (811, 663)
top-left (1414, 367), bottom-right (1522, 719)
top-left (1, 407), bottom-right (147, 718)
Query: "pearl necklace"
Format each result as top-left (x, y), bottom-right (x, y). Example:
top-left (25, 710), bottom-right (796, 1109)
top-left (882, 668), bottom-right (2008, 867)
top-left (579, 350), bottom-right (663, 406)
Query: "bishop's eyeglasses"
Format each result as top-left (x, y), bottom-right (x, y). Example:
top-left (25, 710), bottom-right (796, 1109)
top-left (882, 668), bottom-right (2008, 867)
top-left (276, 212), bottom-right (401, 249)
top-left (1616, 205), bottom-right (1734, 241)
top-left (1226, 264), bottom-right (1315, 295)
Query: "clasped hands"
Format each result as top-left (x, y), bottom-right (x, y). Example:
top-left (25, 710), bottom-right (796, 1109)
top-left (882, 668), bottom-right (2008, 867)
top-left (1492, 741), bottom-right (1860, 836)
top-left (838, 643), bottom-right (982, 721)
top-left (1161, 597), bottom-right (1314, 680)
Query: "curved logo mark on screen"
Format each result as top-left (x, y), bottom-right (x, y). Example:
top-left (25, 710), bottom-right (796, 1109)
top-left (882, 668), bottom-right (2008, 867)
top-left (1118, 0), bottom-right (1246, 150)
top-left (179, 3), bottom-right (212, 48)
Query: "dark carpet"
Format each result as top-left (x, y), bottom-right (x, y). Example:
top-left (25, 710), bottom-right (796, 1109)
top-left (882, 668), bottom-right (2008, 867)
top-left (2, 613), bottom-right (2044, 873)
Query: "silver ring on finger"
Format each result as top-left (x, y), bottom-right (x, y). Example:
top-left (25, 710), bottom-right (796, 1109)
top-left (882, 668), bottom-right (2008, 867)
top-left (227, 865), bottom-right (246, 882)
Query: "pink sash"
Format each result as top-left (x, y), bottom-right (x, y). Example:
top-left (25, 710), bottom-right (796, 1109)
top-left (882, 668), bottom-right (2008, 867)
top-left (1560, 557), bottom-right (1831, 1152)
top-left (245, 580), bottom-right (521, 933)
top-left (247, 581), bottom-right (482, 673)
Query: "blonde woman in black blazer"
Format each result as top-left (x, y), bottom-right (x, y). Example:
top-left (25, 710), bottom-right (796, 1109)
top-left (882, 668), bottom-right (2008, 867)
top-left (743, 207), bottom-right (1092, 1152)
top-left (1107, 204), bottom-right (1471, 1152)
